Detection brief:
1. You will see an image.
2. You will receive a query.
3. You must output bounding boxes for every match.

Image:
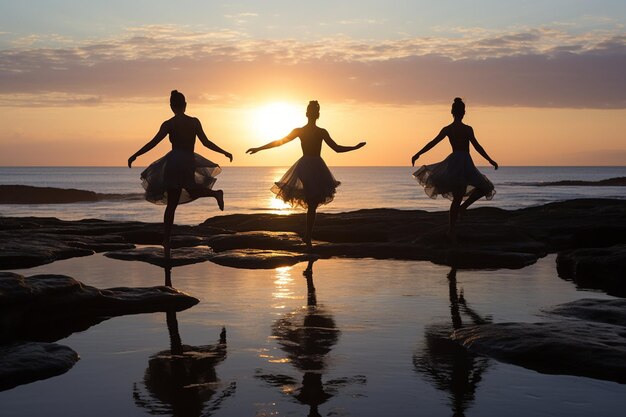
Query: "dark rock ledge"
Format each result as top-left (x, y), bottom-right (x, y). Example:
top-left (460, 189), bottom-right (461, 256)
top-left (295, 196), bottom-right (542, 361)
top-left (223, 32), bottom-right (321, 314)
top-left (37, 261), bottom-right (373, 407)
top-left (1, 199), bottom-right (625, 272)
top-left (0, 271), bottom-right (198, 391)
top-left (0, 341), bottom-right (79, 392)
top-left (452, 298), bottom-right (626, 384)
top-left (556, 244), bottom-right (626, 297)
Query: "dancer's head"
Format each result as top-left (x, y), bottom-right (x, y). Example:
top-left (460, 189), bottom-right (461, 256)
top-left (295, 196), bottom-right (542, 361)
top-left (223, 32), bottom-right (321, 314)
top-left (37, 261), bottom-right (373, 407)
top-left (451, 97), bottom-right (465, 120)
top-left (306, 100), bottom-right (320, 121)
top-left (170, 90), bottom-right (186, 114)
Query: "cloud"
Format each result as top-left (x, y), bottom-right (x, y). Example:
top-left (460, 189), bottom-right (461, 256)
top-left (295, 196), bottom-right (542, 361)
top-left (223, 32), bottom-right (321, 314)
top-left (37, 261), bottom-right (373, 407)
top-left (0, 25), bottom-right (624, 108)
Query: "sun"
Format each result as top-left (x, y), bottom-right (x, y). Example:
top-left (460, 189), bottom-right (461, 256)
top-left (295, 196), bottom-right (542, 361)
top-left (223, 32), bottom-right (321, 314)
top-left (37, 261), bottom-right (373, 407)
top-left (253, 102), bottom-right (303, 140)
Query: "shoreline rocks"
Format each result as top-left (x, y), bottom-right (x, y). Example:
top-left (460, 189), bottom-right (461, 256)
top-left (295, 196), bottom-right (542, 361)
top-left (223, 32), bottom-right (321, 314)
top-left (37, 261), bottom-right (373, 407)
top-left (0, 272), bottom-right (199, 342)
top-left (556, 245), bottom-right (626, 297)
top-left (0, 184), bottom-right (141, 204)
top-left (452, 298), bottom-right (626, 384)
top-left (0, 271), bottom-right (200, 391)
top-left (1, 199), bottom-right (624, 273)
top-left (0, 341), bottom-right (79, 392)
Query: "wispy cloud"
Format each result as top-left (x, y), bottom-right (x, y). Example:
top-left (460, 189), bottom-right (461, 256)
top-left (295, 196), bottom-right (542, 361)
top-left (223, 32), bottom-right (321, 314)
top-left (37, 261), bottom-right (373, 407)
top-left (0, 25), bottom-right (624, 108)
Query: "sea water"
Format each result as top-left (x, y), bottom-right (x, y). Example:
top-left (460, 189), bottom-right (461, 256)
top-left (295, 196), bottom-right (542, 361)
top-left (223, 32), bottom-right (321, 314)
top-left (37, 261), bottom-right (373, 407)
top-left (1, 166), bottom-right (625, 223)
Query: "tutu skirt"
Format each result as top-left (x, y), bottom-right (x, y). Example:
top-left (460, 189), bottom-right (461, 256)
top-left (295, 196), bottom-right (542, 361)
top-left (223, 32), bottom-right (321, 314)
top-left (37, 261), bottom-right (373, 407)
top-left (413, 151), bottom-right (495, 200)
top-left (140, 149), bottom-right (221, 205)
top-left (271, 155), bottom-right (340, 209)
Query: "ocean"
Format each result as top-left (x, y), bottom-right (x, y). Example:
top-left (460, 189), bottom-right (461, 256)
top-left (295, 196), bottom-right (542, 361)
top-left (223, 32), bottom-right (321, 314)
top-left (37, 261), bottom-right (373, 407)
top-left (1, 166), bottom-right (624, 223)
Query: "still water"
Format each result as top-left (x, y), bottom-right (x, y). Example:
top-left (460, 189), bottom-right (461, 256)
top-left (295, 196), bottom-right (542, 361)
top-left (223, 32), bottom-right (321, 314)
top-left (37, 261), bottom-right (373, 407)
top-left (2, 253), bottom-right (624, 417)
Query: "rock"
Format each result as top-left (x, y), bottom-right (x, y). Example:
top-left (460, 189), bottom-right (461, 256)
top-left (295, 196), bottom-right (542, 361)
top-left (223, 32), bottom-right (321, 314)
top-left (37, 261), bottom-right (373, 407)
top-left (206, 231), bottom-right (306, 252)
top-left (452, 298), bottom-right (626, 384)
top-left (0, 272), bottom-right (199, 342)
top-left (105, 246), bottom-right (215, 267)
top-left (533, 177), bottom-right (626, 186)
top-left (210, 249), bottom-right (317, 269)
top-left (0, 184), bottom-right (140, 204)
top-left (452, 321), bottom-right (626, 384)
top-left (548, 298), bottom-right (626, 327)
top-left (2, 199), bottom-right (626, 271)
top-left (0, 238), bottom-right (94, 269)
top-left (0, 341), bottom-right (79, 391)
top-left (556, 245), bottom-right (626, 296)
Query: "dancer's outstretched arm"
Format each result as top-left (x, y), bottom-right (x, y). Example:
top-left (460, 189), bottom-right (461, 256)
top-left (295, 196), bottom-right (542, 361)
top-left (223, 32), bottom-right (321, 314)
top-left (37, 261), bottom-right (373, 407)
top-left (246, 129), bottom-right (299, 154)
top-left (196, 119), bottom-right (233, 162)
top-left (128, 122), bottom-right (169, 167)
top-left (322, 130), bottom-right (366, 153)
top-left (469, 128), bottom-right (498, 169)
top-left (411, 128), bottom-right (447, 166)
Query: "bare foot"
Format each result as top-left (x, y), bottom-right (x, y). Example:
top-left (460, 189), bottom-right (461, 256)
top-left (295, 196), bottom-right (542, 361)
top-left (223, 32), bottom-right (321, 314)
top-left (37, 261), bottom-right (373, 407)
top-left (215, 190), bottom-right (224, 211)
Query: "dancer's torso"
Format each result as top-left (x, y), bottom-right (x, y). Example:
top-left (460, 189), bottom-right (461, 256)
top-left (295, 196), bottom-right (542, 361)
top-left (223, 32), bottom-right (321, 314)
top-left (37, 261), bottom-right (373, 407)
top-left (446, 122), bottom-right (472, 153)
top-left (167, 115), bottom-right (197, 152)
top-left (298, 125), bottom-right (324, 157)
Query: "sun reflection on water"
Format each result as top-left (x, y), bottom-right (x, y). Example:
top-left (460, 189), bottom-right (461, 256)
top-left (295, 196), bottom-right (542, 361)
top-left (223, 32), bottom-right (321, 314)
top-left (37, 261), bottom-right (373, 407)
top-left (272, 266), bottom-right (295, 307)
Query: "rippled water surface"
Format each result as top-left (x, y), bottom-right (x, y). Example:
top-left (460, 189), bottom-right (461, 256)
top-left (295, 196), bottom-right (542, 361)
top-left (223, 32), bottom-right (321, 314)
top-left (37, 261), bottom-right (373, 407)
top-left (2, 253), bottom-right (625, 417)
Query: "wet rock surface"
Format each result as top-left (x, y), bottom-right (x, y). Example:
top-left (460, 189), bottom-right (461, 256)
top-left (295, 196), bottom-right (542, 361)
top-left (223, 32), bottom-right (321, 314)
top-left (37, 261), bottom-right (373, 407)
top-left (105, 246), bottom-right (216, 267)
top-left (557, 245), bottom-right (626, 296)
top-left (206, 231), bottom-right (306, 252)
top-left (0, 341), bottom-right (79, 391)
top-left (210, 249), bottom-right (317, 269)
top-left (452, 298), bottom-right (626, 384)
top-left (0, 272), bottom-right (199, 342)
top-left (0, 271), bottom-right (199, 391)
top-left (2, 199), bottom-right (625, 270)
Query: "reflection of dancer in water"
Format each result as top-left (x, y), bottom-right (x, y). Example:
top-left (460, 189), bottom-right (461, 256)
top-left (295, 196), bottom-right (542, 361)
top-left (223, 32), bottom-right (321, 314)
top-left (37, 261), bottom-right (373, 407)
top-left (128, 90), bottom-right (233, 258)
top-left (411, 98), bottom-right (498, 242)
top-left (133, 267), bottom-right (232, 417)
top-left (246, 101), bottom-right (366, 248)
top-left (256, 261), bottom-right (365, 417)
top-left (414, 268), bottom-right (490, 417)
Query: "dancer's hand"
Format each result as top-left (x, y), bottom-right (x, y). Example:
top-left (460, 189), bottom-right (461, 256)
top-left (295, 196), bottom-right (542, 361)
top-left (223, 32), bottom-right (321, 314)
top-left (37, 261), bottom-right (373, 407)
top-left (128, 155), bottom-right (136, 168)
top-left (491, 160), bottom-right (499, 170)
top-left (246, 147), bottom-right (259, 155)
top-left (224, 151), bottom-right (233, 162)
top-left (411, 153), bottom-right (419, 166)
top-left (354, 142), bottom-right (366, 150)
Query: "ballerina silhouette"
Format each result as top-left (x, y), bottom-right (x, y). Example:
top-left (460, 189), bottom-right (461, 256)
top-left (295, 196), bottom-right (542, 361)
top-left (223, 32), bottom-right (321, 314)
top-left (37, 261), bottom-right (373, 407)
top-left (246, 101), bottom-right (365, 248)
top-left (411, 98), bottom-right (498, 242)
top-left (413, 268), bottom-right (491, 417)
top-left (133, 267), bottom-right (233, 417)
top-left (256, 260), bottom-right (366, 416)
top-left (128, 90), bottom-right (233, 258)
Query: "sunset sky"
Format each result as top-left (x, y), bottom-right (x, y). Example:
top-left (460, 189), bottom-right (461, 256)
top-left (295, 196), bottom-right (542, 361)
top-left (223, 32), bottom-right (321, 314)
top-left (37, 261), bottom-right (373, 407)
top-left (1, 1), bottom-right (625, 166)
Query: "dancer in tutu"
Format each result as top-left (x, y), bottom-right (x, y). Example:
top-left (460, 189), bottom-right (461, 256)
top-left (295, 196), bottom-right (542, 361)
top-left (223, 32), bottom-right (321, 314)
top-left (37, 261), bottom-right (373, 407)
top-left (411, 97), bottom-right (498, 242)
top-left (128, 90), bottom-right (233, 258)
top-left (246, 101), bottom-right (365, 248)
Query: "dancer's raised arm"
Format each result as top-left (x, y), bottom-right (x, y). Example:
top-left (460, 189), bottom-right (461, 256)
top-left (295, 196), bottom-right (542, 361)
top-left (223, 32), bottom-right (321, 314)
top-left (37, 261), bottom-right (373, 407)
top-left (128, 122), bottom-right (169, 167)
top-left (469, 128), bottom-right (498, 169)
top-left (196, 119), bottom-right (233, 162)
top-left (322, 129), bottom-right (366, 153)
top-left (411, 128), bottom-right (447, 166)
top-left (246, 129), bottom-right (300, 155)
